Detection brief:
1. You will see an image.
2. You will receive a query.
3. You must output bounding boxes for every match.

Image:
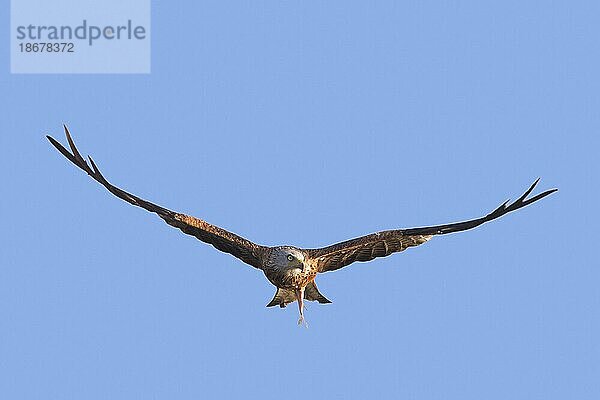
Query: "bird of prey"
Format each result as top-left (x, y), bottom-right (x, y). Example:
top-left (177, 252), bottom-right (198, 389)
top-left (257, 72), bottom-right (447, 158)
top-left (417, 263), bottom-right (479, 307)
top-left (47, 126), bottom-right (557, 325)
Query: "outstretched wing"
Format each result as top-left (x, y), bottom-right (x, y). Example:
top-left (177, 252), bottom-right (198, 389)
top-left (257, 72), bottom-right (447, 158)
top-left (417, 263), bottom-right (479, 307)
top-left (306, 180), bottom-right (557, 272)
top-left (47, 126), bottom-right (268, 269)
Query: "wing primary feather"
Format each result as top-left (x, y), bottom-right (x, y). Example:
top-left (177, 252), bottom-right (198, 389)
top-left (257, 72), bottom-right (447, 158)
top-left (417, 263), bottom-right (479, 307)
top-left (65, 125), bottom-right (84, 164)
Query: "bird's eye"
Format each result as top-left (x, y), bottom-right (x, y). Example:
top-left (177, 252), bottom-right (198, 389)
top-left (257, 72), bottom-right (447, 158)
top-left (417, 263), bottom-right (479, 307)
top-left (287, 255), bottom-right (294, 261)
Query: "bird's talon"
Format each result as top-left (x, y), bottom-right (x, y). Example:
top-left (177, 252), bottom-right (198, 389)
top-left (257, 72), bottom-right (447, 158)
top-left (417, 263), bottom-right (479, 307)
top-left (297, 316), bottom-right (308, 328)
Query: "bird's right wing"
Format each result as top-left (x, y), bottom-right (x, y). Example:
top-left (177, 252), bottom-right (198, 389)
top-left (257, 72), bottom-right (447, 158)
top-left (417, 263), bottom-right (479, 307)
top-left (306, 180), bottom-right (557, 273)
top-left (47, 126), bottom-right (268, 269)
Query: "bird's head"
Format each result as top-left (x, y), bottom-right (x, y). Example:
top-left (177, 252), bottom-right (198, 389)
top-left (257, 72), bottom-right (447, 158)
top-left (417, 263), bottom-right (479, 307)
top-left (272, 246), bottom-right (305, 271)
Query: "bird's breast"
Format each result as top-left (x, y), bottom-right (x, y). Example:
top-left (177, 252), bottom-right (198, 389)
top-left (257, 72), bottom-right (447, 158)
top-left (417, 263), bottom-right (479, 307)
top-left (264, 264), bottom-right (317, 289)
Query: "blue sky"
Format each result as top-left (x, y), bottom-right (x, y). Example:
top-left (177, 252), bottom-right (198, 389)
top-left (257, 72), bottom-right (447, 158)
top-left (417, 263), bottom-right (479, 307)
top-left (1, 1), bottom-right (598, 399)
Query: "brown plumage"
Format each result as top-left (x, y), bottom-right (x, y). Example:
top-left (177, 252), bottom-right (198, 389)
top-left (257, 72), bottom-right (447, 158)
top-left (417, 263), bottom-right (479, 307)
top-left (47, 126), bottom-right (557, 325)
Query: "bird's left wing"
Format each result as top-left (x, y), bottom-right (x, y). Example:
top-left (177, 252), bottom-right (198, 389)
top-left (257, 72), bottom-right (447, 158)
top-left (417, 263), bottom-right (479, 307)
top-left (305, 180), bottom-right (557, 273)
top-left (47, 126), bottom-right (268, 269)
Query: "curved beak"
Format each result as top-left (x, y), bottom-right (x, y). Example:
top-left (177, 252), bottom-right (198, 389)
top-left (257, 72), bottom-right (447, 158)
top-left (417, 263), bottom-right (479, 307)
top-left (288, 259), bottom-right (305, 271)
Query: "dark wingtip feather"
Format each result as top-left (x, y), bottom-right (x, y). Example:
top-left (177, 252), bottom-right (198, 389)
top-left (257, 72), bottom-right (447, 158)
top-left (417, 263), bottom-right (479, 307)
top-left (521, 187), bottom-right (558, 206)
top-left (522, 178), bottom-right (540, 198)
top-left (47, 134), bottom-right (78, 163)
top-left (488, 199), bottom-right (510, 217)
top-left (63, 124), bottom-right (72, 141)
top-left (64, 125), bottom-right (84, 162)
top-left (88, 155), bottom-right (99, 174)
top-left (87, 155), bottom-right (109, 184)
top-left (46, 135), bottom-right (60, 147)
